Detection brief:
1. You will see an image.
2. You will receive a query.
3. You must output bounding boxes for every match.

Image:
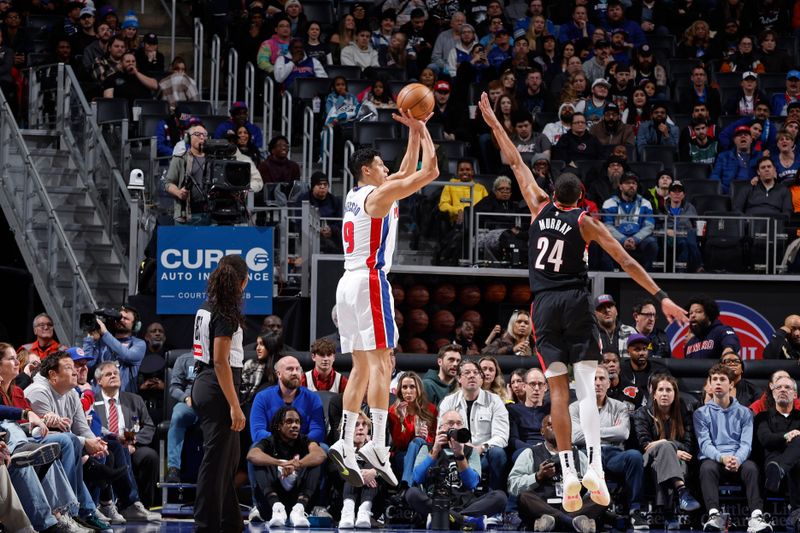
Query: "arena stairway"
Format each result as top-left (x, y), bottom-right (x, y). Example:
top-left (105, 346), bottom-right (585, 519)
top-left (0, 90), bottom-right (129, 344)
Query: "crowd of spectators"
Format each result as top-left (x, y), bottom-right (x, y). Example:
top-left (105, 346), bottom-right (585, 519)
top-left (2, 297), bottom-right (800, 531)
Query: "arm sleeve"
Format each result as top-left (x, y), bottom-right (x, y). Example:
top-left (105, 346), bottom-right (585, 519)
top-left (486, 397), bottom-right (509, 448)
top-left (250, 393), bottom-right (272, 442)
top-left (0, 405), bottom-right (23, 420)
top-left (763, 329), bottom-right (788, 359)
top-left (170, 357), bottom-right (190, 403)
top-left (273, 56), bottom-right (293, 83)
top-left (438, 186), bottom-right (459, 216)
top-left (307, 393), bottom-right (326, 443)
top-left (598, 403), bottom-right (630, 443)
top-left (721, 331), bottom-right (742, 353)
top-left (313, 58), bottom-right (328, 78)
top-left (734, 408), bottom-right (753, 465)
top-left (507, 448), bottom-right (539, 496)
top-left (693, 408), bottom-right (722, 462)
top-left (257, 41), bottom-right (274, 73)
top-left (412, 452), bottom-right (434, 485)
top-left (632, 408), bottom-right (653, 450)
top-left (459, 460), bottom-right (480, 490)
top-left (756, 412), bottom-right (787, 451)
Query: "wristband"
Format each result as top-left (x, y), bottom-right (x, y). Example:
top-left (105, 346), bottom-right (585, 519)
top-left (654, 290), bottom-right (668, 303)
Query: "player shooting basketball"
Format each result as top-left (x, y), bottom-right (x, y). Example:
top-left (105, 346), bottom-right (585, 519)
top-left (329, 110), bottom-right (438, 487)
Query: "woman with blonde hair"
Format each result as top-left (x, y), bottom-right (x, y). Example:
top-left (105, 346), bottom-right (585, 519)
top-left (560, 71), bottom-right (588, 107)
top-left (388, 371), bottom-right (437, 487)
top-left (677, 20), bottom-right (714, 58)
top-left (479, 356), bottom-right (510, 401)
top-left (525, 14), bottom-right (549, 52)
top-left (329, 14), bottom-right (356, 64)
top-left (482, 309), bottom-right (533, 356)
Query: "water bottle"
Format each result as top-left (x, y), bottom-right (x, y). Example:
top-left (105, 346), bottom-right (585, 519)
top-left (132, 416), bottom-right (140, 434)
top-left (312, 96), bottom-right (321, 114)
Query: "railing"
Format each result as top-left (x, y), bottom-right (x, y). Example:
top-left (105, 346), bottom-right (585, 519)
top-left (209, 35), bottom-right (221, 112)
top-left (302, 106), bottom-right (314, 179)
top-left (27, 63), bottom-right (133, 274)
top-left (321, 124), bottom-right (335, 185)
top-left (226, 47), bottom-right (239, 113)
top-left (262, 77), bottom-right (275, 152)
top-left (281, 91), bottom-right (293, 158)
top-left (244, 62), bottom-right (255, 124)
top-left (0, 87), bottom-right (97, 342)
top-left (342, 139), bottom-right (355, 199)
top-left (193, 18), bottom-right (204, 98)
top-left (141, 0), bottom-right (176, 60)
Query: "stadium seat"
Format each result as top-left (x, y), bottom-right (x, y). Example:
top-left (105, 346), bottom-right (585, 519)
top-left (346, 79), bottom-right (371, 98)
top-left (715, 72), bottom-right (742, 90)
top-left (326, 65), bottom-right (363, 80)
top-left (703, 210), bottom-right (748, 272)
top-left (674, 162), bottom-right (712, 181)
top-left (730, 179), bottom-right (753, 200)
top-left (301, 1), bottom-right (335, 29)
top-left (671, 114), bottom-right (692, 132)
top-left (365, 67), bottom-right (407, 82)
top-left (176, 100), bottom-right (213, 116)
top-left (375, 108), bottom-right (396, 122)
top-left (195, 114), bottom-right (230, 137)
top-left (682, 177), bottom-right (719, 199)
top-left (293, 77), bottom-right (334, 100)
top-left (641, 145), bottom-right (676, 167)
top-left (646, 34), bottom-right (675, 57)
top-left (438, 140), bottom-right (467, 160)
top-left (137, 114), bottom-right (165, 138)
top-left (373, 138), bottom-right (407, 164)
top-left (572, 159), bottom-right (603, 180)
top-left (93, 98), bottom-right (130, 123)
top-left (691, 194), bottom-right (730, 215)
top-left (628, 161), bottom-right (664, 181)
top-left (400, 121), bottom-right (444, 140)
top-left (354, 122), bottom-right (399, 147)
top-left (134, 99), bottom-right (170, 117)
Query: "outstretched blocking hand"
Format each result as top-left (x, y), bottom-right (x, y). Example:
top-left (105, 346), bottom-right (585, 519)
top-left (478, 92), bottom-right (502, 131)
top-left (661, 298), bottom-right (688, 325)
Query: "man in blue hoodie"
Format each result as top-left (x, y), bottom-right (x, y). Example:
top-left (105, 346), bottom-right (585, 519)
top-left (600, 172), bottom-right (658, 271)
top-left (694, 364), bottom-right (772, 533)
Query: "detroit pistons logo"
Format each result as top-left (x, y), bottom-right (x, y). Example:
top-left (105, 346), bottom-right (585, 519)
top-left (666, 300), bottom-right (774, 359)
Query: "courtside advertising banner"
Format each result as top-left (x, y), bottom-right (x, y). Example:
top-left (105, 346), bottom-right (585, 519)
top-left (157, 226), bottom-right (274, 314)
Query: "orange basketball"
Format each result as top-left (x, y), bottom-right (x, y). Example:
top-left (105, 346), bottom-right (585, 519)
top-left (407, 337), bottom-right (429, 353)
top-left (395, 309), bottom-right (404, 329)
top-left (432, 310), bottom-right (456, 335)
top-left (483, 283), bottom-right (507, 304)
top-left (459, 285), bottom-right (481, 307)
top-left (461, 310), bottom-right (483, 331)
top-left (510, 283), bottom-right (532, 305)
top-left (406, 284), bottom-right (430, 308)
top-left (396, 83), bottom-right (435, 120)
top-left (433, 283), bottom-right (457, 306)
top-left (393, 286), bottom-right (405, 305)
top-left (408, 308), bottom-right (429, 334)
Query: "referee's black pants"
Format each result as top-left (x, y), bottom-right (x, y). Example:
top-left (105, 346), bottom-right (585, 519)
top-left (192, 366), bottom-right (244, 533)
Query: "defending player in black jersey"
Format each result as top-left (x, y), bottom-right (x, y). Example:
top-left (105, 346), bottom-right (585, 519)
top-left (479, 92), bottom-right (688, 514)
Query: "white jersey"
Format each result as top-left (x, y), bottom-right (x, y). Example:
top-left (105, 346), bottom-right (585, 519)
top-left (342, 185), bottom-right (399, 273)
top-left (192, 303), bottom-right (244, 368)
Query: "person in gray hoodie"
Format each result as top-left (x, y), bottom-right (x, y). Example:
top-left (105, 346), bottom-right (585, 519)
top-left (422, 344), bottom-right (461, 407)
top-left (693, 364), bottom-right (772, 533)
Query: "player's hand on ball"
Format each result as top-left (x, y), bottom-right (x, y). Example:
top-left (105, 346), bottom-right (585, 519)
top-left (661, 298), bottom-right (688, 325)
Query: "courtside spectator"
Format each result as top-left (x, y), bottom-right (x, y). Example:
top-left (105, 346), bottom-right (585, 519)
top-left (301, 339), bottom-right (347, 392)
top-left (763, 315), bottom-right (800, 359)
top-left (422, 345), bottom-right (461, 406)
top-left (18, 313), bottom-right (67, 360)
top-left (684, 296), bottom-right (741, 359)
top-left (166, 351), bottom-right (199, 483)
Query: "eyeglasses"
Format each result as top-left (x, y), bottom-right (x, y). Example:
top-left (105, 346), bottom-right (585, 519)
top-left (527, 381), bottom-right (547, 388)
top-left (721, 358), bottom-right (742, 366)
top-left (460, 370), bottom-right (481, 377)
top-left (191, 132), bottom-right (207, 138)
top-left (34, 322), bottom-right (54, 329)
top-left (637, 312), bottom-right (656, 318)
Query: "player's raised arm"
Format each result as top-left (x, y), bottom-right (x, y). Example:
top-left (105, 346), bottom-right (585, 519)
top-left (580, 215), bottom-right (689, 325)
top-left (478, 92), bottom-right (549, 215)
top-left (387, 109), bottom-right (425, 180)
top-left (366, 119), bottom-right (439, 217)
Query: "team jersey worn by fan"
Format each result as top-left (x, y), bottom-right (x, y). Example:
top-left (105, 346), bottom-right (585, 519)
top-left (336, 185), bottom-right (400, 352)
top-left (528, 202), bottom-right (590, 293)
top-left (342, 185), bottom-right (399, 272)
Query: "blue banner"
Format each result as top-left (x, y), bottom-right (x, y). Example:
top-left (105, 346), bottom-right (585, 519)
top-left (156, 226), bottom-right (274, 315)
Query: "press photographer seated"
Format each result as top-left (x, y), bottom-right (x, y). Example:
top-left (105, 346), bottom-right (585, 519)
top-left (404, 410), bottom-right (507, 530)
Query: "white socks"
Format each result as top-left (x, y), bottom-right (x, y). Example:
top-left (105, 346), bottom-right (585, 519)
top-left (342, 410), bottom-right (358, 446)
top-left (370, 408), bottom-right (388, 448)
top-left (574, 361), bottom-right (602, 469)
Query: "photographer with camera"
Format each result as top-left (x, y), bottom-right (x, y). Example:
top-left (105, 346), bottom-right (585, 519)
top-left (165, 123), bottom-right (211, 225)
top-left (82, 306), bottom-right (146, 395)
top-left (405, 410), bottom-right (507, 530)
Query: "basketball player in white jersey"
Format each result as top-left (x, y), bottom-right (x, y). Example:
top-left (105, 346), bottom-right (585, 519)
top-left (329, 110), bottom-right (438, 487)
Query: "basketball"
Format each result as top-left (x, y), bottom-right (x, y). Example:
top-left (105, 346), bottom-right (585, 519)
top-left (395, 309), bottom-right (404, 329)
top-left (461, 310), bottom-right (483, 331)
top-left (393, 286), bottom-right (405, 305)
top-left (396, 83), bottom-right (435, 120)
top-left (483, 283), bottom-right (507, 304)
top-left (510, 283), bottom-right (532, 304)
top-left (433, 283), bottom-right (456, 305)
top-left (407, 337), bottom-right (429, 353)
top-left (408, 308), bottom-right (429, 334)
top-left (459, 285), bottom-right (481, 307)
top-left (406, 284), bottom-right (430, 308)
top-left (432, 310), bottom-right (456, 335)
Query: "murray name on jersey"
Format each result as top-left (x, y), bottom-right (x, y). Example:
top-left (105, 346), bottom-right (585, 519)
top-left (537, 213), bottom-right (574, 236)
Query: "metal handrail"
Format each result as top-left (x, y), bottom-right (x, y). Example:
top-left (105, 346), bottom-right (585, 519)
top-left (262, 77), bottom-right (275, 152)
top-left (0, 87), bottom-right (97, 342)
top-left (227, 47), bottom-right (239, 113)
top-left (210, 35), bottom-right (221, 111)
top-left (321, 124), bottom-right (334, 185)
top-left (141, 0), bottom-right (176, 60)
top-left (245, 62), bottom-right (255, 124)
top-left (343, 139), bottom-right (355, 198)
top-left (281, 91), bottom-right (293, 158)
top-left (302, 106), bottom-right (314, 179)
top-left (193, 18), bottom-right (204, 98)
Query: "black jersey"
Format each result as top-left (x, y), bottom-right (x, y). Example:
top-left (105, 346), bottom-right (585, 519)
top-left (528, 201), bottom-right (589, 293)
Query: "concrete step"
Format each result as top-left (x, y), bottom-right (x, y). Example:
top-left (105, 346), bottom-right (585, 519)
top-left (20, 129), bottom-right (62, 150)
top-left (35, 240), bottom-right (117, 265)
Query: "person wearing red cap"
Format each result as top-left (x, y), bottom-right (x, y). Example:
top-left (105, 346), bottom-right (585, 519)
top-left (710, 123), bottom-right (758, 194)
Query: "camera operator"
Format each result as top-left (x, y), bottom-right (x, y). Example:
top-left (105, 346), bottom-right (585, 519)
top-left (165, 123), bottom-right (211, 225)
top-left (82, 306), bottom-right (146, 394)
top-left (405, 410), bottom-right (507, 529)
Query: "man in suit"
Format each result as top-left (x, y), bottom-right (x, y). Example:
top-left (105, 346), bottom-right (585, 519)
top-left (94, 360), bottom-right (160, 511)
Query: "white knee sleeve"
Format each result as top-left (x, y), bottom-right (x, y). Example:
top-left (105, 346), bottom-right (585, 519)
top-left (574, 361), bottom-right (602, 458)
top-left (544, 362), bottom-right (568, 379)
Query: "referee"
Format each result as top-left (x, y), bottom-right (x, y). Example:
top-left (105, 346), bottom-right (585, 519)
top-left (191, 255), bottom-right (248, 532)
